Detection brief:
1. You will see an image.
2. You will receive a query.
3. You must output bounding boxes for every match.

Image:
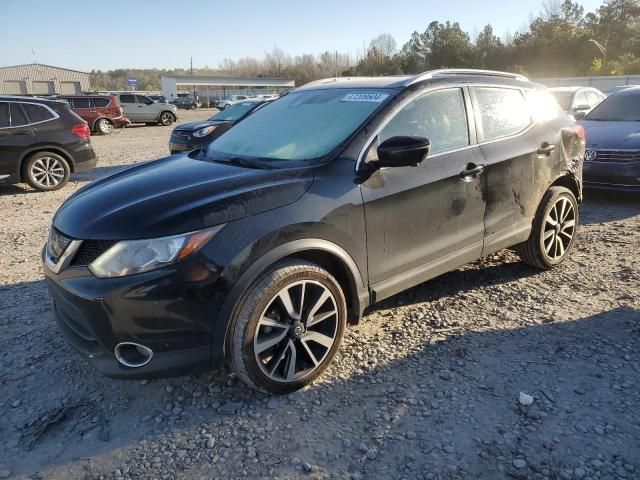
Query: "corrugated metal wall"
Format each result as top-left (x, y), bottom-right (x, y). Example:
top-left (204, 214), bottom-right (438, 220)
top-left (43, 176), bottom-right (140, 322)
top-left (0, 64), bottom-right (90, 95)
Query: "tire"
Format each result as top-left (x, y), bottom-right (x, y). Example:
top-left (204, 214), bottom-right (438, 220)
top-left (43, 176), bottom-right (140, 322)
top-left (224, 104), bottom-right (231, 109)
top-left (227, 260), bottom-right (347, 394)
top-left (95, 118), bottom-right (113, 135)
top-left (516, 186), bottom-right (578, 269)
top-left (23, 151), bottom-right (70, 191)
top-left (190, 104), bottom-right (197, 110)
top-left (159, 111), bottom-right (175, 126)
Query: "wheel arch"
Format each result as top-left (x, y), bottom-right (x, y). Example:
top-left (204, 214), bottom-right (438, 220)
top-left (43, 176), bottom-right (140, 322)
top-left (214, 239), bottom-right (369, 359)
top-left (549, 172), bottom-right (582, 203)
top-left (19, 146), bottom-right (75, 179)
top-left (157, 110), bottom-right (176, 122)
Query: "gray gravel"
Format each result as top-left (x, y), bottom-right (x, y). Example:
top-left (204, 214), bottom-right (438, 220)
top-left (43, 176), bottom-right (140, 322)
top-left (1, 109), bottom-right (639, 479)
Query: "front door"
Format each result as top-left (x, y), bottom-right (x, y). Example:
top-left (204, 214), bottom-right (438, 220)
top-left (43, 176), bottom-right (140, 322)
top-left (360, 87), bottom-right (487, 301)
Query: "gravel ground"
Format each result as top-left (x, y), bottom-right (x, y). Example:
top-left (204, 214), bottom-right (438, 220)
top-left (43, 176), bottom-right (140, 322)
top-left (1, 109), bottom-right (639, 480)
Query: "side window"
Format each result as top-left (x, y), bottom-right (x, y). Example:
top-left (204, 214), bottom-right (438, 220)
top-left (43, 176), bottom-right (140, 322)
top-left (587, 91), bottom-right (602, 107)
top-left (21, 103), bottom-right (55, 123)
top-left (119, 94), bottom-right (135, 104)
top-left (370, 88), bottom-right (469, 159)
top-left (72, 97), bottom-right (90, 108)
top-left (0, 103), bottom-right (8, 128)
top-left (92, 98), bottom-right (110, 108)
top-left (475, 87), bottom-right (531, 141)
top-left (10, 103), bottom-right (28, 127)
top-left (135, 95), bottom-right (150, 104)
top-left (575, 91), bottom-right (589, 108)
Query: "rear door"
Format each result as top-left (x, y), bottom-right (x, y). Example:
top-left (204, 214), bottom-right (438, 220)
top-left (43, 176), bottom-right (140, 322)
top-left (135, 95), bottom-right (155, 122)
top-left (0, 102), bottom-right (36, 180)
top-left (470, 86), bottom-right (542, 255)
top-left (119, 94), bottom-right (138, 121)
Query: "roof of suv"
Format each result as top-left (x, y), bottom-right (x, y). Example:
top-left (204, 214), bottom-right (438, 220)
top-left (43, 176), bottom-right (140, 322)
top-left (0, 95), bottom-right (68, 105)
top-left (295, 69), bottom-right (537, 92)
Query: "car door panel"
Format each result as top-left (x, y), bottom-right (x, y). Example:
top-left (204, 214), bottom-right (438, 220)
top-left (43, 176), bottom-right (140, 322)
top-left (119, 95), bottom-right (138, 121)
top-left (359, 87), bottom-right (486, 301)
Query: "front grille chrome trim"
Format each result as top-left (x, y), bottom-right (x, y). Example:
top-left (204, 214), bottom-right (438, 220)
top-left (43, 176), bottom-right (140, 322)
top-left (46, 240), bottom-right (83, 274)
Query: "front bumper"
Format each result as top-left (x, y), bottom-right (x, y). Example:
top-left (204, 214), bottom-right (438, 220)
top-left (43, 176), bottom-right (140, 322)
top-left (43, 248), bottom-right (225, 379)
top-left (583, 161), bottom-right (640, 191)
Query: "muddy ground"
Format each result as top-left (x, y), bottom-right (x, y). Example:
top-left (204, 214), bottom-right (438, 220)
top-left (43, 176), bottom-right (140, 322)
top-left (1, 109), bottom-right (639, 480)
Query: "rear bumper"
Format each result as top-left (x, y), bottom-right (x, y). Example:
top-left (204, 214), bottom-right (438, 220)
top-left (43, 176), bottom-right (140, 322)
top-left (583, 161), bottom-right (640, 190)
top-left (69, 142), bottom-right (97, 172)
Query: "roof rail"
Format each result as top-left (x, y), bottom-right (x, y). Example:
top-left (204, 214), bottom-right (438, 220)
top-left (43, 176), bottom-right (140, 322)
top-left (406, 69), bottom-right (528, 86)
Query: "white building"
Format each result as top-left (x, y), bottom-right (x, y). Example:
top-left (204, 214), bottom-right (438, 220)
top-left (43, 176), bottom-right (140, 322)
top-left (0, 63), bottom-right (90, 95)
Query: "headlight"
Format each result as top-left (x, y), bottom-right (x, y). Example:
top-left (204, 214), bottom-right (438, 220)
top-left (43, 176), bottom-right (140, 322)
top-left (193, 125), bottom-right (216, 138)
top-left (88, 225), bottom-right (223, 278)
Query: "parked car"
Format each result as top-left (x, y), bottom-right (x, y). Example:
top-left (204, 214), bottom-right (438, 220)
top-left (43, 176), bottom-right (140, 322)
top-left (170, 97), bottom-right (199, 110)
top-left (169, 100), bottom-right (270, 153)
top-left (43, 69), bottom-right (584, 393)
top-left (116, 93), bottom-right (177, 126)
top-left (607, 85), bottom-right (640, 95)
top-left (549, 86), bottom-right (606, 119)
top-left (216, 95), bottom-right (249, 109)
top-left (578, 86), bottom-right (640, 191)
top-left (0, 96), bottom-right (96, 191)
top-left (59, 94), bottom-right (130, 135)
top-left (148, 94), bottom-right (168, 104)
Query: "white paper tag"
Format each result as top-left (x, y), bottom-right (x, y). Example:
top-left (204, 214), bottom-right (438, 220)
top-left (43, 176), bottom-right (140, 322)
top-left (341, 93), bottom-right (389, 103)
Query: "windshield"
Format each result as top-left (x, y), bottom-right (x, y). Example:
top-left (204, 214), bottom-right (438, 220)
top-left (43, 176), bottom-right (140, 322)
top-left (586, 93), bottom-right (640, 121)
top-left (209, 102), bottom-right (259, 121)
top-left (206, 89), bottom-right (391, 162)
top-left (551, 92), bottom-right (573, 111)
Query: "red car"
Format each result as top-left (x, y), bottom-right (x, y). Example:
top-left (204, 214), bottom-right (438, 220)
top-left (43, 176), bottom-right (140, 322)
top-left (59, 95), bottom-right (130, 135)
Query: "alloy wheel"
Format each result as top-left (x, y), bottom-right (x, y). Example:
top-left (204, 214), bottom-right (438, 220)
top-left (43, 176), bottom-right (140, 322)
top-left (30, 157), bottom-right (66, 188)
top-left (161, 113), bottom-right (173, 125)
top-left (98, 119), bottom-right (113, 134)
top-left (253, 280), bottom-right (339, 383)
top-left (543, 196), bottom-right (576, 260)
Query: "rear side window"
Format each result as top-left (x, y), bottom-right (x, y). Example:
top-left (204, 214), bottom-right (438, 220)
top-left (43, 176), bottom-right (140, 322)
top-left (10, 103), bottom-right (28, 126)
top-left (135, 95), bottom-right (150, 104)
top-left (71, 97), bottom-right (91, 108)
top-left (587, 91), bottom-right (602, 106)
top-left (475, 88), bottom-right (531, 141)
top-left (21, 103), bottom-right (55, 123)
top-left (378, 88), bottom-right (469, 155)
top-left (92, 98), bottom-right (110, 107)
top-left (575, 91), bottom-right (589, 108)
top-left (0, 103), bottom-right (8, 128)
top-left (120, 94), bottom-right (135, 103)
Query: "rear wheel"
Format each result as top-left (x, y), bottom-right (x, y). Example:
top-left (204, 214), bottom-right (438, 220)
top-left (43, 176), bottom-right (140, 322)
top-left (516, 186), bottom-right (578, 269)
top-left (24, 151), bottom-right (70, 191)
top-left (96, 118), bottom-right (113, 135)
top-left (159, 112), bottom-right (175, 126)
top-left (227, 261), bottom-right (347, 393)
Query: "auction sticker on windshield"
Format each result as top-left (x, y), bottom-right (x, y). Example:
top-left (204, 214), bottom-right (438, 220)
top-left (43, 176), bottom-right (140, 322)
top-left (341, 93), bottom-right (389, 103)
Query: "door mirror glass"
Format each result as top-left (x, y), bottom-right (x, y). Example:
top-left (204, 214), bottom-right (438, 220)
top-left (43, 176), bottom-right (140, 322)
top-left (376, 136), bottom-right (430, 168)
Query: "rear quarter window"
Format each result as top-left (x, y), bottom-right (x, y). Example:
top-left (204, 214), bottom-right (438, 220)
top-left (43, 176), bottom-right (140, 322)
top-left (21, 103), bottom-right (55, 123)
top-left (475, 87), bottom-right (531, 141)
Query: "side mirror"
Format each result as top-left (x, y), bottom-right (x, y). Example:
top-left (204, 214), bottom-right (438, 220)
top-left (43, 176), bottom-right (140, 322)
top-left (376, 136), bottom-right (430, 168)
top-left (572, 111), bottom-right (587, 121)
top-left (574, 104), bottom-right (590, 112)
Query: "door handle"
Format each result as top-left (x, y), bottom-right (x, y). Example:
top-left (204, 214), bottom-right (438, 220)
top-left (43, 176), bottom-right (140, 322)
top-left (459, 163), bottom-right (485, 182)
top-left (537, 143), bottom-right (555, 155)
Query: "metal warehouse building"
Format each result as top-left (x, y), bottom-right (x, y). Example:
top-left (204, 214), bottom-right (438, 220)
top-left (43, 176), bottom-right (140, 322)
top-left (0, 63), bottom-right (90, 95)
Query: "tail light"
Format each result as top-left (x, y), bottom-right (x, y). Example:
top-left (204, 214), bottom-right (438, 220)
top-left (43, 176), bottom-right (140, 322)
top-left (572, 124), bottom-right (586, 142)
top-left (72, 123), bottom-right (91, 138)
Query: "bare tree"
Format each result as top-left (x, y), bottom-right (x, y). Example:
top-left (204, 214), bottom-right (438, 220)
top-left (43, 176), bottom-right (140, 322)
top-left (369, 33), bottom-right (397, 58)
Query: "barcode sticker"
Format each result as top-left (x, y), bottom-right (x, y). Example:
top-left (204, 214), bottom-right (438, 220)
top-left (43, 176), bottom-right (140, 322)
top-left (341, 93), bottom-right (389, 103)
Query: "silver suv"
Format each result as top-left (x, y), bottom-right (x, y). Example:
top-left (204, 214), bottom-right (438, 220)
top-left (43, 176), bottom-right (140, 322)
top-left (117, 94), bottom-right (177, 125)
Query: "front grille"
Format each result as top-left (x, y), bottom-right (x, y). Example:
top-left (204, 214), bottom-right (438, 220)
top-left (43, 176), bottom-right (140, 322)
top-left (588, 150), bottom-right (640, 163)
top-left (70, 240), bottom-right (117, 266)
top-left (170, 131), bottom-right (191, 143)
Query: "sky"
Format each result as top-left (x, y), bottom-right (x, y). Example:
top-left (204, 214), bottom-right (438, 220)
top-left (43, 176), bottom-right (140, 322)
top-left (0, 0), bottom-right (605, 72)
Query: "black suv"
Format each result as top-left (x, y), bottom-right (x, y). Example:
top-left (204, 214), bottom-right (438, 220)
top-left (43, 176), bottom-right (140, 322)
top-left (0, 96), bottom-right (96, 191)
top-left (43, 70), bottom-right (584, 393)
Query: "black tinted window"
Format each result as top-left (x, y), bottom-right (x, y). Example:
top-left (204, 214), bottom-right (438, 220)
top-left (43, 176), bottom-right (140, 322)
top-left (475, 88), bottom-right (531, 141)
top-left (71, 97), bottom-right (90, 108)
top-left (120, 94), bottom-right (135, 103)
top-left (10, 103), bottom-right (28, 126)
top-left (378, 88), bottom-right (469, 155)
top-left (135, 95), bottom-right (150, 104)
top-left (0, 103), bottom-right (8, 128)
top-left (92, 98), bottom-right (110, 108)
top-left (22, 103), bottom-right (55, 123)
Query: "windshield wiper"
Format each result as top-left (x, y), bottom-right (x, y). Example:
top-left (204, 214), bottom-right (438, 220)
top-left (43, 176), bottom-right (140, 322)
top-left (213, 157), bottom-right (268, 169)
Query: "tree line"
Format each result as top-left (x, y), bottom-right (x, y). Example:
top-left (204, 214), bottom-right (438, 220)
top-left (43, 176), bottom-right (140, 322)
top-left (90, 0), bottom-right (640, 91)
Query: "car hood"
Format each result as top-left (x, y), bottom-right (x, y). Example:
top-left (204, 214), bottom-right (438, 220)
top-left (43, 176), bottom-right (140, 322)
top-left (580, 120), bottom-right (640, 149)
top-left (54, 155), bottom-right (313, 240)
top-left (173, 120), bottom-right (232, 132)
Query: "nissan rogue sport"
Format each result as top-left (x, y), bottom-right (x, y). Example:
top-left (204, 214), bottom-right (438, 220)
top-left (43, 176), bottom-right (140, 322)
top-left (43, 70), bottom-right (585, 393)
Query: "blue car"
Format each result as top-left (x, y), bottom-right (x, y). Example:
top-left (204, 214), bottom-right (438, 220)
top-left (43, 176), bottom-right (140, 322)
top-left (579, 87), bottom-right (640, 191)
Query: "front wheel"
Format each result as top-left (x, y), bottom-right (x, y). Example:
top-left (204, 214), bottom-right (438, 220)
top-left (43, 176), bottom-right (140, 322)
top-left (159, 112), bottom-right (175, 126)
top-left (227, 261), bottom-right (347, 394)
top-left (516, 186), bottom-right (578, 269)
